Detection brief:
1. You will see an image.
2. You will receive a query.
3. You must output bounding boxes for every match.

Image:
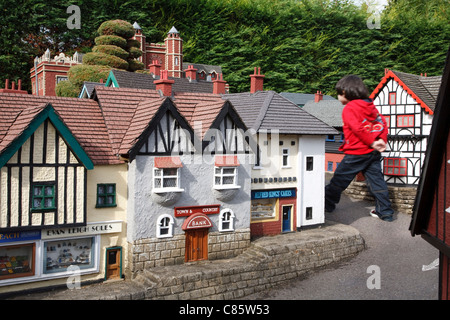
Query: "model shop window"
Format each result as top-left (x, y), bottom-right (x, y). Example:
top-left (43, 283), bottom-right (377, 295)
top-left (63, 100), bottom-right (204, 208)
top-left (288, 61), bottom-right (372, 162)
top-left (0, 243), bottom-right (35, 280)
top-left (384, 158), bottom-right (407, 176)
top-left (43, 237), bottom-right (96, 274)
top-left (219, 209), bottom-right (235, 232)
top-left (96, 184), bottom-right (116, 208)
top-left (156, 214), bottom-right (174, 238)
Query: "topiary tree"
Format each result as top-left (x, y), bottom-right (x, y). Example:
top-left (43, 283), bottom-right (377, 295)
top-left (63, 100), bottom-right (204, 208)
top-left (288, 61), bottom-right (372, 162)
top-left (56, 19), bottom-right (144, 97)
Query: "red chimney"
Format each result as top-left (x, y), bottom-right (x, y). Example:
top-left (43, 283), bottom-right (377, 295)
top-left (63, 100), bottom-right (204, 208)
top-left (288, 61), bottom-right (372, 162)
top-left (213, 73), bottom-right (227, 94)
top-left (154, 70), bottom-right (174, 96)
top-left (250, 67), bottom-right (265, 93)
top-left (149, 60), bottom-right (162, 78)
top-left (0, 79), bottom-right (28, 94)
top-left (185, 65), bottom-right (197, 82)
top-left (314, 90), bottom-right (323, 103)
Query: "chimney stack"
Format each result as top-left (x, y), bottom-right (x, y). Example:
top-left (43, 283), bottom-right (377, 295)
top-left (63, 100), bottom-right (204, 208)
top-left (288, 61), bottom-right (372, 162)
top-left (149, 60), bottom-right (162, 78)
top-left (250, 67), bottom-right (265, 94)
top-left (0, 79), bottom-right (28, 94)
top-left (213, 73), bottom-right (227, 94)
top-left (314, 90), bottom-right (323, 103)
top-left (185, 64), bottom-right (197, 82)
top-left (154, 70), bottom-right (174, 96)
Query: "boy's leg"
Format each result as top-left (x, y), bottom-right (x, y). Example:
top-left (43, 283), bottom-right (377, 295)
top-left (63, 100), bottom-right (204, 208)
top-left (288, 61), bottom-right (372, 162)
top-left (325, 154), bottom-right (370, 212)
top-left (363, 152), bottom-right (394, 218)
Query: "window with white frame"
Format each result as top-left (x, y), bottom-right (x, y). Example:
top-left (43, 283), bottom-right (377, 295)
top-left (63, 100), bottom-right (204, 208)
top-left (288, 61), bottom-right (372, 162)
top-left (153, 168), bottom-right (180, 190)
top-left (156, 214), bottom-right (174, 238)
top-left (219, 209), bottom-right (235, 232)
top-left (214, 167), bottom-right (238, 187)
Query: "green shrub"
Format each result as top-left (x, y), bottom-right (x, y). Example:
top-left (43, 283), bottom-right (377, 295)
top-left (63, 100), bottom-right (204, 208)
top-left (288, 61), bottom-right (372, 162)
top-left (93, 45), bottom-right (129, 60)
top-left (97, 19), bottom-right (135, 39)
top-left (67, 64), bottom-right (111, 87)
top-left (83, 52), bottom-right (129, 70)
top-left (127, 39), bottom-right (141, 49)
top-left (127, 59), bottom-right (145, 72)
top-left (128, 46), bottom-right (143, 59)
top-left (55, 80), bottom-right (81, 97)
top-left (95, 35), bottom-right (127, 49)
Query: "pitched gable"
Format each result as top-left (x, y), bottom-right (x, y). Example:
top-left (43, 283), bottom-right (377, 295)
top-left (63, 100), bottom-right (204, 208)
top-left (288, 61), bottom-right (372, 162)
top-left (370, 70), bottom-right (442, 115)
top-left (0, 103), bottom-right (93, 169)
top-left (0, 93), bottom-right (117, 165)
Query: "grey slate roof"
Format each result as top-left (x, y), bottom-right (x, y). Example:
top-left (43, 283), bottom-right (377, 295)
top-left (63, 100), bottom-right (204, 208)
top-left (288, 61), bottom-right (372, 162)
top-left (110, 69), bottom-right (214, 93)
top-left (390, 70), bottom-right (442, 111)
top-left (80, 81), bottom-right (104, 98)
top-left (302, 100), bottom-right (344, 128)
top-left (223, 91), bottom-right (338, 135)
top-left (280, 92), bottom-right (336, 106)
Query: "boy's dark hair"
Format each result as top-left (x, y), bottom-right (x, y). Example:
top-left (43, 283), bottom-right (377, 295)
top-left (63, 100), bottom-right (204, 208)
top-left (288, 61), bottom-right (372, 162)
top-left (335, 75), bottom-right (370, 101)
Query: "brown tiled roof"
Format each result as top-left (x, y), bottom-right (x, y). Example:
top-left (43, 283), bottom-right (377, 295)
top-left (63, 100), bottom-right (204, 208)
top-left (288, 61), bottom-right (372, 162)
top-left (0, 93), bottom-right (118, 165)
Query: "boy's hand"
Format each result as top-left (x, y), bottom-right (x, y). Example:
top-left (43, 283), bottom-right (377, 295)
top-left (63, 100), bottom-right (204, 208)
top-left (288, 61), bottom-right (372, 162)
top-left (370, 139), bottom-right (387, 152)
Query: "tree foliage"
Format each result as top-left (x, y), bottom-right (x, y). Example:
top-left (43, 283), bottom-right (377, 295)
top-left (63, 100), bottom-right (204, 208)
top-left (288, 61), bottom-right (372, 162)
top-left (1, 0), bottom-right (448, 95)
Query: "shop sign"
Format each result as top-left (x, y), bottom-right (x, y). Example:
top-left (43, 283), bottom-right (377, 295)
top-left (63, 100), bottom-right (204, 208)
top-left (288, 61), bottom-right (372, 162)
top-left (181, 213), bottom-right (213, 230)
top-left (174, 204), bottom-right (220, 217)
top-left (0, 230), bottom-right (41, 243)
top-left (42, 221), bottom-right (122, 239)
top-left (251, 188), bottom-right (296, 200)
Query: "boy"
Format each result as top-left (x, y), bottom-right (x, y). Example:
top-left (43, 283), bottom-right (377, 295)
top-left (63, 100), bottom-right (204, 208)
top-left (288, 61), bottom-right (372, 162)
top-left (325, 75), bottom-right (394, 221)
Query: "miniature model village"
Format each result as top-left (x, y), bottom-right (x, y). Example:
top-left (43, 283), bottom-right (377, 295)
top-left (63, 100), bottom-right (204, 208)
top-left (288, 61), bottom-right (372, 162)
top-left (0, 20), bottom-right (445, 295)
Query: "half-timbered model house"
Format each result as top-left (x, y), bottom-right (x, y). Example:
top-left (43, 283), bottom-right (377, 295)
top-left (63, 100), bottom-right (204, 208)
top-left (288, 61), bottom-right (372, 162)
top-left (89, 70), bottom-right (254, 277)
top-left (371, 69), bottom-right (442, 185)
top-left (410, 47), bottom-right (450, 300)
top-left (0, 84), bottom-right (128, 294)
top-left (224, 69), bottom-right (337, 236)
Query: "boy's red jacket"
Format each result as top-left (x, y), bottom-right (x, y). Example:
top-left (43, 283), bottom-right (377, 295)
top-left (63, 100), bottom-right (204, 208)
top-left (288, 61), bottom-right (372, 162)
top-left (339, 99), bottom-right (388, 155)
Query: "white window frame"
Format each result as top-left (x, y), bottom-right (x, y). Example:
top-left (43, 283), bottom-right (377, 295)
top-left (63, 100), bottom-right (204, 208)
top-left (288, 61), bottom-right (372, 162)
top-left (213, 166), bottom-right (240, 190)
top-left (153, 167), bottom-right (183, 193)
top-left (156, 214), bottom-right (174, 238)
top-left (219, 208), bottom-right (235, 232)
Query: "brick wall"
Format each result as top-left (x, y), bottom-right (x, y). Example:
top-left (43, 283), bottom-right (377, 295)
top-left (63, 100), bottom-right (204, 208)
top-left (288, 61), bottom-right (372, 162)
top-left (344, 181), bottom-right (417, 214)
top-left (128, 229), bottom-right (251, 275)
top-left (128, 222), bottom-right (365, 300)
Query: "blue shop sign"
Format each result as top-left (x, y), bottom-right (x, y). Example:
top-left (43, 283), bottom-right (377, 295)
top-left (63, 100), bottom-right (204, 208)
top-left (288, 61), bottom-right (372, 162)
top-left (251, 188), bottom-right (296, 200)
top-left (0, 230), bottom-right (41, 243)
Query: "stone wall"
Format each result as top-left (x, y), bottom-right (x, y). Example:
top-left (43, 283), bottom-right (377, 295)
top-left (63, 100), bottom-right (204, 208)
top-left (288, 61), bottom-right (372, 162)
top-left (128, 222), bottom-right (365, 300)
top-left (128, 229), bottom-right (251, 275)
top-left (344, 181), bottom-right (417, 214)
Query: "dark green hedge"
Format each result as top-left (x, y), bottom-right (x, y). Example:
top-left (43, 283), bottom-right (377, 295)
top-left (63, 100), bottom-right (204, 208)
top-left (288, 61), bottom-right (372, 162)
top-left (93, 45), bottom-right (129, 60)
top-left (94, 35), bottom-right (128, 49)
top-left (83, 52), bottom-right (129, 70)
top-left (97, 19), bottom-right (135, 39)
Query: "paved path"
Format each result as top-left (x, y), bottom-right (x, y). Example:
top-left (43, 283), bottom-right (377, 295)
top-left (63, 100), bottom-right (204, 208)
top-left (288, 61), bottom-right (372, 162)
top-left (245, 194), bottom-right (439, 300)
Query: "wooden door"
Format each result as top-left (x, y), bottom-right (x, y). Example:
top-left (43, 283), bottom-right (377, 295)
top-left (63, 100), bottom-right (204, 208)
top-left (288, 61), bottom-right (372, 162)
top-left (185, 229), bottom-right (208, 262)
top-left (106, 248), bottom-right (121, 280)
top-left (282, 205), bottom-right (291, 232)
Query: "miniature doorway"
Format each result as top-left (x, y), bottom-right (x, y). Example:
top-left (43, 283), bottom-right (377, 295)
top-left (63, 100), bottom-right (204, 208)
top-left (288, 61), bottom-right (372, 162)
top-left (185, 229), bottom-right (208, 262)
top-left (282, 205), bottom-right (292, 232)
top-left (105, 247), bottom-right (122, 281)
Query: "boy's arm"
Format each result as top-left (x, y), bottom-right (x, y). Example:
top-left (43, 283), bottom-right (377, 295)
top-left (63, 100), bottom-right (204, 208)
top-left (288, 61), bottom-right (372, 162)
top-left (342, 107), bottom-right (379, 147)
